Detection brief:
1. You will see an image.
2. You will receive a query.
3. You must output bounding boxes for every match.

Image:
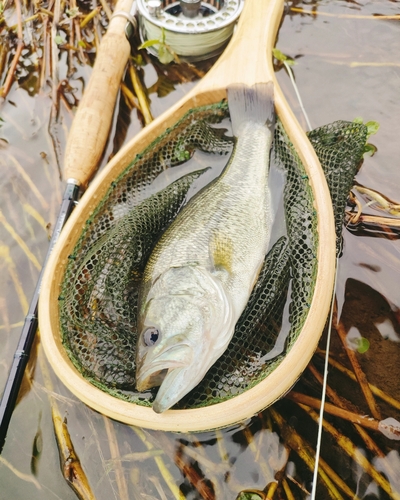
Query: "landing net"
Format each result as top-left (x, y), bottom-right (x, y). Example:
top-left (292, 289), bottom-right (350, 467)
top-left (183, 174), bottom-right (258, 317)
top-left (59, 101), bottom-right (367, 409)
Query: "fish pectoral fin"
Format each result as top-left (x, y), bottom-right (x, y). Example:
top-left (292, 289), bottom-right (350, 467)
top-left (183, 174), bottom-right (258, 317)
top-left (209, 232), bottom-right (234, 275)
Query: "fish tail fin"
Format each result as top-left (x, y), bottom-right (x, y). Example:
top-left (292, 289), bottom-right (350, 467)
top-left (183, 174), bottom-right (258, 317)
top-left (227, 82), bottom-right (275, 137)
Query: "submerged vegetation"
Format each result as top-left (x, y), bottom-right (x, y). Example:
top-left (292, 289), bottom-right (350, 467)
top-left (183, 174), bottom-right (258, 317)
top-left (1, 0), bottom-right (400, 499)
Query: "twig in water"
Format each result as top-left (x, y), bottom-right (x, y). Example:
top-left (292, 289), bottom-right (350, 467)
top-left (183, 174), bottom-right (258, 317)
top-left (52, 408), bottom-right (96, 500)
top-left (333, 304), bottom-right (381, 420)
top-left (120, 82), bottom-right (141, 111)
top-left (131, 426), bottom-right (185, 500)
top-left (317, 349), bottom-right (400, 411)
top-left (80, 6), bottom-right (101, 29)
top-left (129, 62), bottom-right (154, 125)
top-left (103, 416), bottom-right (129, 500)
top-left (38, 352), bottom-right (95, 500)
top-left (0, 211), bottom-right (41, 271)
top-left (0, 0), bottom-right (24, 99)
top-left (174, 443), bottom-right (216, 500)
top-left (0, 244), bottom-right (29, 315)
top-left (270, 407), bottom-right (356, 500)
top-left (299, 404), bottom-right (400, 500)
top-left (98, 0), bottom-right (113, 20)
top-left (308, 362), bottom-right (385, 457)
top-left (287, 391), bottom-right (400, 439)
top-left (282, 478), bottom-right (296, 500)
top-left (0, 455), bottom-right (41, 490)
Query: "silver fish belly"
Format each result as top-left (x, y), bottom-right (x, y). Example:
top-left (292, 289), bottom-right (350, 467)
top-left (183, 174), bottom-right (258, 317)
top-left (136, 82), bottom-right (275, 413)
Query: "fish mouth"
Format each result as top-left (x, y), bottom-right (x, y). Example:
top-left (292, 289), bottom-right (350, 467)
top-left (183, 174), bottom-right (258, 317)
top-left (136, 344), bottom-right (193, 392)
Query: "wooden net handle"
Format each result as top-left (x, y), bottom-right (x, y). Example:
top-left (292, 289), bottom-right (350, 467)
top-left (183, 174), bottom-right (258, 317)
top-left (63, 0), bottom-right (134, 185)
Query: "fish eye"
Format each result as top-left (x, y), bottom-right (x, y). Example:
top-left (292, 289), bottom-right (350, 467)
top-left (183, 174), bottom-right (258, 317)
top-left (143, 327), bottom-right (160, 347)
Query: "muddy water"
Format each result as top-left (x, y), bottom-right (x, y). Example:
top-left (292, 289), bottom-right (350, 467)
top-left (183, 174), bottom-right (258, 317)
top-left (1, 1), bottom-right (400, 499)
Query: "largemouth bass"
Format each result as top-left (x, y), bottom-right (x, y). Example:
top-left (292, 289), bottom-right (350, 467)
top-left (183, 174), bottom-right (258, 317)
top-left (136, 83), bottom-right (275, 413)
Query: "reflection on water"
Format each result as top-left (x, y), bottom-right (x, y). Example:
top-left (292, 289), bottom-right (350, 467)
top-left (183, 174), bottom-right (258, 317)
top-left (1, 0), bottom-right (400, 499)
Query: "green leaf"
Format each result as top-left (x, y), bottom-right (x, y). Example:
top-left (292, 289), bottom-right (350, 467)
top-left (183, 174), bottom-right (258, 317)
top-left (363, 143), bottom-right (377, 157)
top-left (158, 45), bottom-right (175, 65)
top-left (77, 40), bottom-right (86, 48)
top-left (138, 38), bottom-right (160, 50)
top-left (365, 120), bottom-right (380, 136)
top-left (54, 35), bottom-right (64, 45)
top-left (356, 337), bottom-right (370, 354)
top-left (131, 54), bottom-right (144, 66)
top-left (353, 118), bottom-right (380, 138)
top-left (66, 7), bottom-right (80, 18)
top-left (348, 336), bottom-right (370, 353)
top-left (273, 48), bottom-right (295, 65)
top-left (273, 48), bottom-right (286, 61)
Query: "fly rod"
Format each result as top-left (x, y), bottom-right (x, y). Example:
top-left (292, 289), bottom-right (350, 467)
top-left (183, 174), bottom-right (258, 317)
top-left (0, 0), bottom-right (137, 453)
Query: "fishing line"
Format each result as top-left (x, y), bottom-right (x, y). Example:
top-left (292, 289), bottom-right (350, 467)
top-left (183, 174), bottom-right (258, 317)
top-left (284, 54), bottom-right (338, 500)
top-left (310, 261), bottom-right (338, 500)
top-left (283, 61), bottom-right (312, 131)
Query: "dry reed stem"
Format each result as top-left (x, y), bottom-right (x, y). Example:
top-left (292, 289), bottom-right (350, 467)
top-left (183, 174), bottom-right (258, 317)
top-left (0, 211), bottom-right (41, 271)
top-left (266, 481), bottom-right (278, 498)
top-left (9, 13), bottom-right (41, 30)
top-left (50, 0), bottom-right (61, 120)
top-left (299, 404), bottom-right (400, 499)
top-left (318, 350), bottom-right (400, 411)
top-left (0, 455), bottom-right (42, 489)
top-left (120, 82), bottom-right (140, 111)
top-left (0, 245), bottom-right (29, 314)
top-left (269, 407), bottom-right (349, 499)
top-left (333, 305), bottom-right (381, 420)
top-left (23, 203), bottom-right (48, 230)
top-left (38, 350), bottom-right (96, 500)
top-left (282, 478), bottom-right (295, 500)
top-left (80, 6), bottom-right (101, 28)
top-left (308, 362), bottom-right (385, 457)
top-left (215, 429), bottom-right (229, 463)
top-left (8, 155), bottom-right (49, 210)
top-left (131, 426), bottom-right (184, 500)
top-left (74, 17), bottom-right (87, 64)
top-left (39, 16), bottom-right (49, 90)
top-left (0, 297), bottom-right (11, 337)
top-left (115, 449), bottom-right (165, 462)
top-left (149, 475), bottom-right (169, 500)
top-left (51, 407), bottom-right (96, 500)
top-left (242, 424), bottom-right (280, 487)
top-left (0, 0), bottom-right (24, 99)
top-left (181, 439), bottom-right (225, 498)
top-left (175, 443), bottom-right (216, 500)
top-left (103, 416), bottom-right (129, 500)
top-left (129, 62), bottom-right (154, 125)
top-left (67, 6), bottom-right (75, 77)
top-left (287, 391), bottom-right (400, 438)
top-left (39, 7), bottom-right (54, 17)
top-left (98, 0), bottom-right (113, 20)
top-left (309, 361), bottom-right (400, 484)
top-left (290, 7), bottom-right (400, 20)
top-left (158, 431), bottom-right (224, 500)
top-left (0, 42), bottom-right (8, 81)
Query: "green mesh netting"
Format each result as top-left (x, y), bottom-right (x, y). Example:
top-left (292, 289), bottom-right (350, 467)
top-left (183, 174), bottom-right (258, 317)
top-left (59, 101), bottom-right (367, 409)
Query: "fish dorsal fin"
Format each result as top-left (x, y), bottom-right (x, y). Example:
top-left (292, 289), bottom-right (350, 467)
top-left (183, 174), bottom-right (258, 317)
top-left (227, 82), bottom-right (275, 137)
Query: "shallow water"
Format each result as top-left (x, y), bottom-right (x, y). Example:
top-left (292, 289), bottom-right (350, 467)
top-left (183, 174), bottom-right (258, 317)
top-left (1, 0), bottom-right (400, 499)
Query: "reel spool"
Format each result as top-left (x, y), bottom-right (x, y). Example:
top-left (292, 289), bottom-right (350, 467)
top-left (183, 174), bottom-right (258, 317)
top-left (137, 0), bottom-right (244, 61)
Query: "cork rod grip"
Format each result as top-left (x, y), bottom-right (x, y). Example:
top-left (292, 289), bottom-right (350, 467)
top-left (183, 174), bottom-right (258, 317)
top-left (63, 0), bottom-right (134, 185)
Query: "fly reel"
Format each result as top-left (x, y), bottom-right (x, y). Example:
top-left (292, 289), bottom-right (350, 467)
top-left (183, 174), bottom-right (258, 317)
top-left (137, 0), bottom-right (244, 61)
